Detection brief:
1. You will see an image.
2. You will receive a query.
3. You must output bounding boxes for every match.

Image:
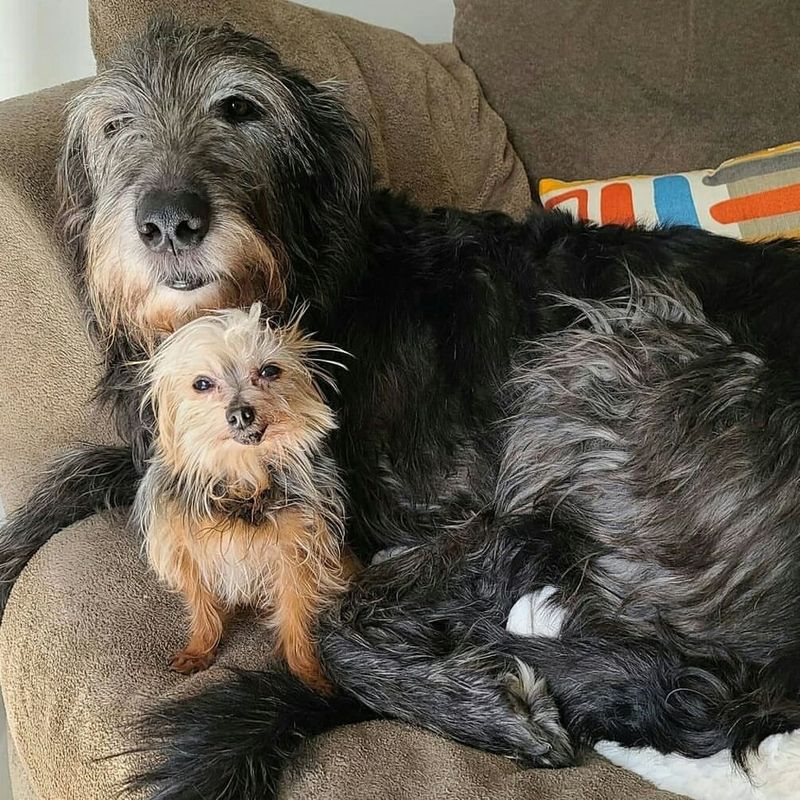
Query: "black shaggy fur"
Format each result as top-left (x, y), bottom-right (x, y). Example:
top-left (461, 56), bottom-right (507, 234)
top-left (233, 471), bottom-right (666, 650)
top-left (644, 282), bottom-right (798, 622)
top-left (2, 17), bottom-right (800, 799)
top-left (127, 668), bottom-right (375, 800)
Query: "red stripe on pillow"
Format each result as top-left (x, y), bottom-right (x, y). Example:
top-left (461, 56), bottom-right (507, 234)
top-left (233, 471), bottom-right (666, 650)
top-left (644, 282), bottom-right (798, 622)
top-left (601, 183), bottom-right (635, 225)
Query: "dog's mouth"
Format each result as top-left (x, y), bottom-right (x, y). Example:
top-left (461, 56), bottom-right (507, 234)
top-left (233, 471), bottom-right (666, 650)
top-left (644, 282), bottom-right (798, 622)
top-left (165, 273), bottom-right (209, 292)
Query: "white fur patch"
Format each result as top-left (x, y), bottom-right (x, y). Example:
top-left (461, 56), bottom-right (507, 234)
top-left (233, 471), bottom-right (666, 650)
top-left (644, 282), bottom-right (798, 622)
top-left (507, 587), bottom-right (566, 638)
top-left (596, 736), bottom-right (800, 800)
top-left (370, 546), bottom-right (414, 565)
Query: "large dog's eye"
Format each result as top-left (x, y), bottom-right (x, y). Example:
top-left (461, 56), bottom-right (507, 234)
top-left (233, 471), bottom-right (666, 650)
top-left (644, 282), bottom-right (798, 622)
top-left (192, 376), bottom-right (215, 392)
top-left (103, 117), bottom-right (132, 138)
top-left (218, 96), bottom-right (260, 123)
top-left (259, 364), bottom-right (282, 381)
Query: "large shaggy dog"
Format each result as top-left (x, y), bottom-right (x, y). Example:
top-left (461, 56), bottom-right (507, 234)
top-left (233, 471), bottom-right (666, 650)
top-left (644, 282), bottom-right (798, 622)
top-left (2, 18), bottom-right (800, 799)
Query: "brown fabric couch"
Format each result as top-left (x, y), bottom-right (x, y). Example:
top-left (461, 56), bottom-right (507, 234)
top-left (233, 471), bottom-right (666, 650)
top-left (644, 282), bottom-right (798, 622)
top-left (6, 0), bottom-right (793, 797)
top-left (454, 0), bottom-right (800, 188)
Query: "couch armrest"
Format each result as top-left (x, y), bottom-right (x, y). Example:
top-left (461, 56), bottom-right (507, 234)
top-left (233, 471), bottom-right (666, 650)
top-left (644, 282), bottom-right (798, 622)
top-left (0, 81), bottom-right (118, 512)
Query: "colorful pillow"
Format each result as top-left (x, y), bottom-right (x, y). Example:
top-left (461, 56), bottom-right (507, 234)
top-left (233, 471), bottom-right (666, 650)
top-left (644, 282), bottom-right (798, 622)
top-left (539, 142), bottom-right (800, 240)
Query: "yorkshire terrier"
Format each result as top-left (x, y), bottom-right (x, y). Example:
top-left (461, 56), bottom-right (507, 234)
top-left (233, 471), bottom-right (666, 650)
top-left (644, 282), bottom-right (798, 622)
top-left (133, 304), bottom-right (356, 691)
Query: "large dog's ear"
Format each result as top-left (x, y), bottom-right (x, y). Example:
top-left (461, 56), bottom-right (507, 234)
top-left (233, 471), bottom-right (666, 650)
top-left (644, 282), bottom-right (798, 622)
top-left (279, 74), bottom-right (372, 312)
top-left (56, 93), bottom-right (94, 273)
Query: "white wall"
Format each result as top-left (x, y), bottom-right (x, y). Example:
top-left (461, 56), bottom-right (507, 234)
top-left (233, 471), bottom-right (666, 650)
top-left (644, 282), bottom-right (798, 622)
top-left (300, 0), bottom-right (453, 44)
top-left (0, 0), bottom-right (96, 102)
top-left (0, 0), bottom-right (454, 102)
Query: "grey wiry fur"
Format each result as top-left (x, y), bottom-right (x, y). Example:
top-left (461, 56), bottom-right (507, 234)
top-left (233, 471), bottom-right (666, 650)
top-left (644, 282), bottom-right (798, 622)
top-left (500, 275), bottom-right (790, 653)
top-left (489, 276), bottom-right (800, 759)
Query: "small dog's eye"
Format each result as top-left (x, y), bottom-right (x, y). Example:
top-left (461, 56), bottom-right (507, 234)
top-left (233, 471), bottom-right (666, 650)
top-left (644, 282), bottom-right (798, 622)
top-left (259, 364), bottom-right (282, 381)
top-left (218, 96), bottom-right (260, 123)
top-left (103, 117), bottom-right (131, 138)
top-left (192, 377), bottom-right (215, 392)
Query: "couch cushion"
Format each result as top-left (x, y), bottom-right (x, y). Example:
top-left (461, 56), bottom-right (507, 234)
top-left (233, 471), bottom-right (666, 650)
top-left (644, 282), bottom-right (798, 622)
top-left (0, 513), bottom-right (682, 799)
top-left (540, 141), bottom-right (800, 239)
top-left (454, 0), bottom-right (800, 187)
top-left (0, 82), bottom-right (117, 511)
top-left (88, 0), bottom-right (531, 216)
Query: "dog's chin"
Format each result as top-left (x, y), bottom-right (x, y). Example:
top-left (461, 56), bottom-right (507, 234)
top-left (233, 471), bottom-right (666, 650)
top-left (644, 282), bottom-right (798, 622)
top-left (154, 251), bottom-right (224, 293)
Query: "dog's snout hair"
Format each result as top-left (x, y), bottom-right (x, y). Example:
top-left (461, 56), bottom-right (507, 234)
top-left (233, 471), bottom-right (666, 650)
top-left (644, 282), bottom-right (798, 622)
top-left (57, 16), bottom-right (370, 350)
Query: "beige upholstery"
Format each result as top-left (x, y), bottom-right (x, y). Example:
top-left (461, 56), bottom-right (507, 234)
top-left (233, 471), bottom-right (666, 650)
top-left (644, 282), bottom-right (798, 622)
top-left (0, 81), bottom-right (116, 511)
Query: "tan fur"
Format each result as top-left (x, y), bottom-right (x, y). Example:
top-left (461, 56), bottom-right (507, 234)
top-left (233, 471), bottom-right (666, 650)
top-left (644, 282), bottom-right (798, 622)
top-left (136, 306), bottom-right (354, 688)
top-left (86, 198), bottom-right (285, 350)
top-left (270, 507), bottom-right (359, 692)
top-left (142, 305), bottom-right (341, 515)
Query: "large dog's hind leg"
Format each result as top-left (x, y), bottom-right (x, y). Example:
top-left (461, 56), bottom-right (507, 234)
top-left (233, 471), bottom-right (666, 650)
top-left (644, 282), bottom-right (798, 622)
top-left (481, 625), bottom-right (786, 762)
top-left (317, 538), bottom-right (575, 767)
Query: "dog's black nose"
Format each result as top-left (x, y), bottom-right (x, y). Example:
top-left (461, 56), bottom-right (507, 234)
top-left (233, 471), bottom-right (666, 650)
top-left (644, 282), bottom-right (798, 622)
top-left (136, 190), bottom-right (210, 253)
top-left (227, 405), bottom-right (256, 430)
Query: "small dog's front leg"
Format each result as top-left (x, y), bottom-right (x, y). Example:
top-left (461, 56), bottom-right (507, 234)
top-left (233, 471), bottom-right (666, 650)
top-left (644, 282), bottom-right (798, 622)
top-left (272, 577), bottom-right (332, 694)
top-left (171, 582), bottom-right (228, 674)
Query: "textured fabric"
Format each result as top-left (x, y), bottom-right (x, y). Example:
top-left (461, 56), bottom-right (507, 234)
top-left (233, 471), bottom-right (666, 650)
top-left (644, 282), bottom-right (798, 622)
top-left (0, 515), bottom-right (681, 800)
top-left (454, 0), bottom-right (800, 187)
top-left (540, 141), bottom-right (800, 239)
top-left (8, 739), bottom-right (37, 800)
top-left (0, 81), bottom-right (117, 512)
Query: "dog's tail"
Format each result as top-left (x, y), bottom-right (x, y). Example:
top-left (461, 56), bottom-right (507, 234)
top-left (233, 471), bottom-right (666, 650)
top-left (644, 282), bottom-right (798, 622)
top-left (126, 668), bottom-right (374, 800)
top-left (0, 444), bottom-right (138, 615)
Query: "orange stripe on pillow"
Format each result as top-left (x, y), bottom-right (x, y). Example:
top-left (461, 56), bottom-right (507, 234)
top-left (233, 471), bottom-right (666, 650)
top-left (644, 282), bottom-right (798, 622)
top-left (544, 188), bottom-right (588, 219)
top-left (600, 183), bottom-right (635, 225)
top-left (710, 184), bottom-right (800, 223)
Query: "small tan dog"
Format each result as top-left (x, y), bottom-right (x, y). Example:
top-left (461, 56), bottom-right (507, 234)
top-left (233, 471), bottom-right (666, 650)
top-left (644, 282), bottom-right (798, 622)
top-left (133, 304), bottom-right (356, 691)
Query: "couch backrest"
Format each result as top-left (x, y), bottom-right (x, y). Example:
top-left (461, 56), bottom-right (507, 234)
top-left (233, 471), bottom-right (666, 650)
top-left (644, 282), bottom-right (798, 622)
top-left (455, 0), bottom-right (800, 187)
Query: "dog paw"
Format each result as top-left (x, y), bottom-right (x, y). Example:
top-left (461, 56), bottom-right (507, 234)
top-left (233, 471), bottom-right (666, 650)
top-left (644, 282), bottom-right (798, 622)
top-left (285, 653), bottom-right (335, 695)
top-left (169, 649), bottom-right (216, 674)
top-left (302, 671), bottom-right (335, 695)
top-left (503, 658), bottom-right (574, 766)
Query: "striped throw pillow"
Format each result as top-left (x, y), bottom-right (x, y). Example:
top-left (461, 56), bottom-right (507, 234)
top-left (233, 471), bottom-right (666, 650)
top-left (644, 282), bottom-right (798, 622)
top-left (539, 142), bottom-right (800, 240)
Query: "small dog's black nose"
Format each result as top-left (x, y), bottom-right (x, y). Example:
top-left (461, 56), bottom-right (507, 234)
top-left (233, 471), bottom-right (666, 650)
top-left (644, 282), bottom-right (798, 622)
top-left (227, 405), bottom-right (256, 431)
top-left (136, 190), bottom-right (210, 253)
